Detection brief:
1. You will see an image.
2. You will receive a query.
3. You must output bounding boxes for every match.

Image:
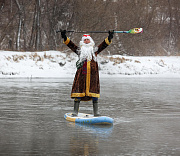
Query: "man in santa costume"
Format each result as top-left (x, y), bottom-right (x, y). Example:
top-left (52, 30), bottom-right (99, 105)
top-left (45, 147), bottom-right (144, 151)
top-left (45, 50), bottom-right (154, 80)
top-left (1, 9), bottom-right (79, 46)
top-left (61, 30), bottom-right (114, 116)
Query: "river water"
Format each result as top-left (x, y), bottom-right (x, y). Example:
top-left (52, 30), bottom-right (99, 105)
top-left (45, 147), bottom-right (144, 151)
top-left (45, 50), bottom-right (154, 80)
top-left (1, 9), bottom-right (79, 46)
top-left (0, 77), bottom-right (180, 156)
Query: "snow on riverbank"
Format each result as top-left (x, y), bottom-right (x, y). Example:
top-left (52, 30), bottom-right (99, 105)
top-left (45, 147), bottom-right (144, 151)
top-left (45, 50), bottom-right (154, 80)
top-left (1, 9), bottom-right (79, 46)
top-left (0, 50), bottom-right (180, 78)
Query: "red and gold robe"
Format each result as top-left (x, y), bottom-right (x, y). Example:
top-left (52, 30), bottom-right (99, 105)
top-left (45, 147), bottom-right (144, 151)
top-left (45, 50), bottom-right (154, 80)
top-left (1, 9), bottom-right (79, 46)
top-left (63, 37), bottom-right (112, 101)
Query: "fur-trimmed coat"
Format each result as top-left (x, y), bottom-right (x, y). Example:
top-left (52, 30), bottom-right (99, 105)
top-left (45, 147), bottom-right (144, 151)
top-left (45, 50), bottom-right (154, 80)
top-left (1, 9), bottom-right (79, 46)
top-left (63, 37), bottom-right (112, 101)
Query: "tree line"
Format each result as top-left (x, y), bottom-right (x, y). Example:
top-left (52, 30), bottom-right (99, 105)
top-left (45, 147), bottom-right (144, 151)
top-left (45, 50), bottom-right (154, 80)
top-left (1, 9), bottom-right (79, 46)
top-left (0, 0), bottom-right (180, 56)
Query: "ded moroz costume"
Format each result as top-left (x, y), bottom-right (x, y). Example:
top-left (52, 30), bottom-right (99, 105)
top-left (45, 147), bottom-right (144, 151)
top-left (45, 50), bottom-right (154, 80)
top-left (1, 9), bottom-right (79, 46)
top-left (61, 30), bottom-right (114, 116)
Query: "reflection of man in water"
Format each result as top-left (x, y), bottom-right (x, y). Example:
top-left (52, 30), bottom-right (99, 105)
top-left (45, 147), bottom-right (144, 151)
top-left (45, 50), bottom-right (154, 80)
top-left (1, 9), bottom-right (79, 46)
top-left (68, 123), bottom-right (113, 155)
top-left (61, 30), bottom-right (114, 116)
top-left (70, 135), bottom-right (98, 156)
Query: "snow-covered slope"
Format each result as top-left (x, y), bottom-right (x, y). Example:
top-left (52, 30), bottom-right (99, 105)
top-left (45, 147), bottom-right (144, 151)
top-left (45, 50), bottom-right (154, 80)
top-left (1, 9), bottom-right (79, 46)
top-left (0, 51), bottom-right (180, 78)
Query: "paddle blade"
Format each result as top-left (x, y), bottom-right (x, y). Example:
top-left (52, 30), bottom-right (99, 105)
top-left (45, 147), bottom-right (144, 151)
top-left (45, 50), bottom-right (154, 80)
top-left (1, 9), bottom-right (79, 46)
top-left (129, 28), bottom-right (143, 34)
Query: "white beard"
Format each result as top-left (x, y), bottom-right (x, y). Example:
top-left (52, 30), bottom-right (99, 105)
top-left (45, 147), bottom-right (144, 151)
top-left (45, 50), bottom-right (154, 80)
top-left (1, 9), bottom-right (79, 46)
top-left (79, 41), bottom-right (97, 62)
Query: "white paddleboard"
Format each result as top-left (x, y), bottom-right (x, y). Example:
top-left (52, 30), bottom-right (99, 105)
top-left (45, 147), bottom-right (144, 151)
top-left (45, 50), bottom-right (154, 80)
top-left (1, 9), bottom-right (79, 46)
top-left (64, 112), bottom-right (113, 125)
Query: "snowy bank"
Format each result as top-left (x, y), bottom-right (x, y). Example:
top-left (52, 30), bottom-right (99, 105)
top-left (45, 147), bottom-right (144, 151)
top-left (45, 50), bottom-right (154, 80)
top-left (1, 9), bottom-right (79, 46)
top-left (0, 51), bottom-right (180, 78)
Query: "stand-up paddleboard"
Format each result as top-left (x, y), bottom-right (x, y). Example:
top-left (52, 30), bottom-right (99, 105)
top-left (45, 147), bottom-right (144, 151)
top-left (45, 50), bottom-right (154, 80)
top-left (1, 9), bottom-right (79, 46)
top-left (64, 113), bottom-right (113, 125)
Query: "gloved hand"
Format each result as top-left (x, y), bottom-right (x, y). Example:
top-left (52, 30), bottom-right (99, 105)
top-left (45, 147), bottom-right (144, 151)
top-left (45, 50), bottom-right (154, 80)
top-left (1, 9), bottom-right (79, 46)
top-left (108, 30), bottom-right (114, 42)
top-left (61, 30), bottom-right (67, 41)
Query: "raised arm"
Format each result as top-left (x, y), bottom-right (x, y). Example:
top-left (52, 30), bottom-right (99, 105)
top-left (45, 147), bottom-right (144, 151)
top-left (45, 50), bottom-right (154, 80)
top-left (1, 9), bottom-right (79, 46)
top-left (96, 30), bottom-right (114, 55)
top-left (61, 30), bottom-right (78, 54)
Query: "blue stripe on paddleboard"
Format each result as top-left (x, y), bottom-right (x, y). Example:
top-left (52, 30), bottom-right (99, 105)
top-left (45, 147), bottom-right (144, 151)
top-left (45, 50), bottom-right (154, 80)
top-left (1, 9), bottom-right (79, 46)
top-left (75, 116), bottom-right (113, 124)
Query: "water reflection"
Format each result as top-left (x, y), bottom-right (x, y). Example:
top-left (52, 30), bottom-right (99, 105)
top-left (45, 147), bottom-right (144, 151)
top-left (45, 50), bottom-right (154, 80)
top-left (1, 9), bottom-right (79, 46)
top-left (66, 122), bottom-right (113, 155)
top-left (0, 78), bottom-right (180, 155)
top-left (68, 122), bottom-right (113, 138)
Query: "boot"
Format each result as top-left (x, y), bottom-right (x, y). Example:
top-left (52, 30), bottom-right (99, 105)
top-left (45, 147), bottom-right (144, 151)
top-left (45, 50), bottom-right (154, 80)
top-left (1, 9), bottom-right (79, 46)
top-left (93, 100), bottom-right (100, 117)
top-left (72, 100), bottom-right (80, 117)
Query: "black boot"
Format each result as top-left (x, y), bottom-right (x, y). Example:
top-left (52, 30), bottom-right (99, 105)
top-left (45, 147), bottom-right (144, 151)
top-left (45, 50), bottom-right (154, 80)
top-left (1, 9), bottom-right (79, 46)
top-left (72, 100), bottom-right (80, 117)
top-left (93, 100), bottom-right (100, 117)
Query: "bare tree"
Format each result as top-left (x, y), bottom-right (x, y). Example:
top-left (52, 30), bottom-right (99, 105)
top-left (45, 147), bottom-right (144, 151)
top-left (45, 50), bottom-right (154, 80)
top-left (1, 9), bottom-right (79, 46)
top-left (15, 0), bottom-right (22, 51)
top-left (0, 0), bottom-right (179, 55)
top-left (29, 0), bottom-right (42, 51)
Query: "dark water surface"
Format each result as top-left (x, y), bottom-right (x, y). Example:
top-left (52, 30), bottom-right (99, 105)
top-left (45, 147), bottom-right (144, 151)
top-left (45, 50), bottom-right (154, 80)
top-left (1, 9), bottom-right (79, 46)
top-left (0, 77), bottom-right (180, 156)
